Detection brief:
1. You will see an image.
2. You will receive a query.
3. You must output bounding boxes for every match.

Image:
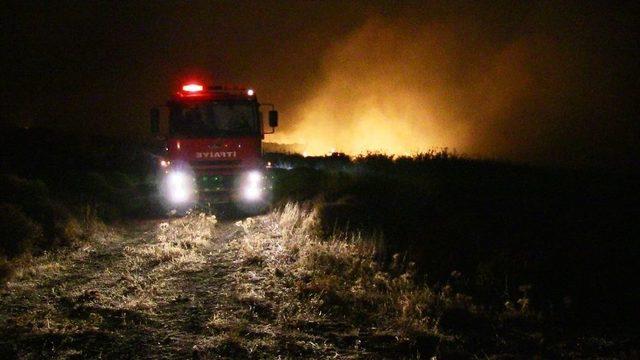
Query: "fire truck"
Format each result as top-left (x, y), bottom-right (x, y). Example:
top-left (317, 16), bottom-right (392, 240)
top-left (150, 82), bottom-right (278, 212)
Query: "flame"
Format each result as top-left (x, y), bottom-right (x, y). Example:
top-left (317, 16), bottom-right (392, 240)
top-left (276, 87), bottom-right (468, 156)
top-left (280, 105), bottom-right (470, 159)
top-left (272, 18), bottom-right (474, 156)
top-left (269, 6), bottom-right (637, 167)
top-left (271, 16), bottom-right (542, 159)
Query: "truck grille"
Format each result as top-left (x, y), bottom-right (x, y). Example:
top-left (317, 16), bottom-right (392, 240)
top-left (196, 174), bottom-right (237, 192)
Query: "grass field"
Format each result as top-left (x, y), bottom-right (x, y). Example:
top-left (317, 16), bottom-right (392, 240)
top-left (266, 151), bottom-right (640, 326)
top-left (1, 127), bottom-right (638, 357)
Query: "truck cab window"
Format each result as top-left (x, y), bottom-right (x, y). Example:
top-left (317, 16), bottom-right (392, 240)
top-left (169, 101), bottom-right (258, 137)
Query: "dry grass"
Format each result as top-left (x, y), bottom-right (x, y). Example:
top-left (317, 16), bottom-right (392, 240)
top-left (125, 212), bottom-right (217, 271)
top-left (230, 202), bottom-right (479, 355)
top-left (3, 204), bottom-right (621, 358)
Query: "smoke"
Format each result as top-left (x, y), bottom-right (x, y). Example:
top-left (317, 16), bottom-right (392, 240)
top-left (3, 2), bottom-right (635, 166)
top-left (274, 4), bottom-right (638, 165)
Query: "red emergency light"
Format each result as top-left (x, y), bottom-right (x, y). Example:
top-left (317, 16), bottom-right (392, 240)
top-left (182, 83), bottom-right (204, 92)
top-left (175, 82), bottom-right (255, 100)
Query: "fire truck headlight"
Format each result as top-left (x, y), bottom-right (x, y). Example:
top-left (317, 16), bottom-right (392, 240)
top-left (243, 184), bottom-right (262, 201)
top-left (165, 171), bottom-right (194, 204)
top-left (247, 170), bottom-right (262, 184)
top-left (242, 171), bottom-right (264, 201)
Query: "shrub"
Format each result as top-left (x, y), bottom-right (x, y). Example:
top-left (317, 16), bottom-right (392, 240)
top-left (0, 175), bottom-right (83, 251)
top-left (0, 175), bottom-right (49, 205)
top-left (0, 257), bottom-right (12, 281)
top-left (0, 203), bottom-right (43, 258)
top-left (73, 172), bottom-right (115, 202)
top-left (106, 171), bottom-right (135, 189)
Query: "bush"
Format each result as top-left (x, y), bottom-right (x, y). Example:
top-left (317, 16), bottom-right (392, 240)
top-left (0, 175), bottom-right (49, 205)
top-left (106, 171), bottom-right (135, 189)
top-left (0, 173), bottom-right (85, 250)
top-left (0, 203), bottom-right (43, 258)
top-left (74, 172), bottom-right (115, 202)
top-left (0, 257), bottom-right (12, 281)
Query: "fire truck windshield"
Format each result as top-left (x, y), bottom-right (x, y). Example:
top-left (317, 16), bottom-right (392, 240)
top-left (169, 101), bottom-right (258, 137)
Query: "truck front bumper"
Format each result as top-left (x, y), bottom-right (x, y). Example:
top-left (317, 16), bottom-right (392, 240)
top-left (194, 172), bottom-right (272, 205)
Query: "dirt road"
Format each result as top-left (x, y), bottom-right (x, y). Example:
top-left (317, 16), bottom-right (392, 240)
top-left (0, 211), bottom-right (376, 359)
top-left (3, 206), bottom-right (637, 359)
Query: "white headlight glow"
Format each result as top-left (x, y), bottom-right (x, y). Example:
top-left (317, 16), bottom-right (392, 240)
top-left (242, 170), bottom-right (264, 201)
top-left (243, 184), bottom-right (262, 201)
top-left (165, 171), bottom-right (194, 204)
top-left (247, 170), bottom-right (262, 184)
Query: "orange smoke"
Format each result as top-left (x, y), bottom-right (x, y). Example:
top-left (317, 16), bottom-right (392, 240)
top-left (272, 15), bottom-right (560, 159)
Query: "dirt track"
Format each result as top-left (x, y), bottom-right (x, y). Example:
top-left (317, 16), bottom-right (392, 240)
top-left (3, 208), bottom-right (639, 359)
top-left (0, 212), bottom-right (351, 358)
top-left (0, 212), bottom-right (380, 359)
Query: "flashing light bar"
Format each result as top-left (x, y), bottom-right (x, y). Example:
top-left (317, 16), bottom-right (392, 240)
top-left (182, 84), bottom-right (204, 92)
top-left (178, 83), bottom-right (255, 98)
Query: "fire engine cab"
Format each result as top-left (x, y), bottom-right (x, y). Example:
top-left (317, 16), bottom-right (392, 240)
top-left (150, 82), bottom-right (278, 211)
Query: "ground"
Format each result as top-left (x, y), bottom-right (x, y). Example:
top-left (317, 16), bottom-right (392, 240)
top-left (0, 210), bottom-right (405, 359)
top-left (2, 206), bottom-right (638, 359)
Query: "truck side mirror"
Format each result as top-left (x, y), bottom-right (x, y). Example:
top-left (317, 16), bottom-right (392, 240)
top-left (150, 108), bottom-right (160, 134)
top-left (268, 110), bottom-right (278, 128)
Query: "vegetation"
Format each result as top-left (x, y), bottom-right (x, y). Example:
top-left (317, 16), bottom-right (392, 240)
top-left (0, 175), bottom-right (85, 280)
top-left (0, 127), bottom-right (160, 282)
top-left (1, 127), bottom-right (638, 357)
top-left (1, 204), bottom-right (635, 357)
top-left (266, 151), bottom-right (640, 328)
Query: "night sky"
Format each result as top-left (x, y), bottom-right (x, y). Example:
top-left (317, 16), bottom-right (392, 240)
top-left (1, 1), bottom-right (638, 167)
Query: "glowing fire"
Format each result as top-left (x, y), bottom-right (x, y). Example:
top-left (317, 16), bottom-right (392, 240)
top-left (274, 86), bottom-right (467, 156)
top-left (271, 19), bottom-right (473, 156)
top-left (271, 16), bottom-right (541, 159)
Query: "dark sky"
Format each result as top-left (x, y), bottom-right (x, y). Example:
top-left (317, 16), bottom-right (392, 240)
top-left (1, 1), bottom-right (638, 167)
top-left (1, 1), bottom-right (369, 132)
